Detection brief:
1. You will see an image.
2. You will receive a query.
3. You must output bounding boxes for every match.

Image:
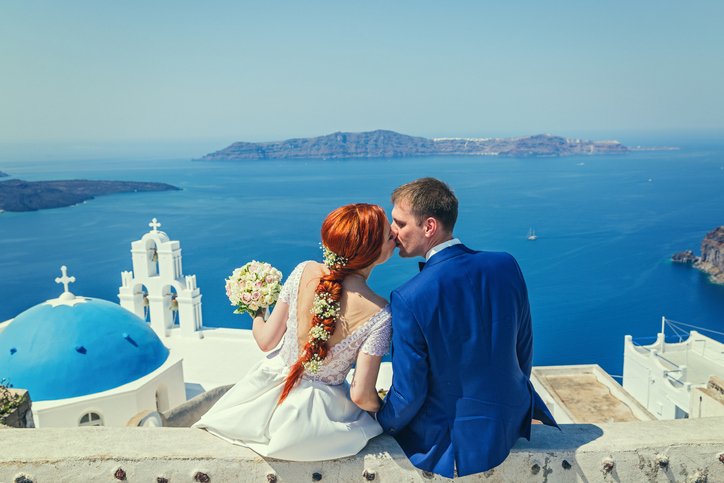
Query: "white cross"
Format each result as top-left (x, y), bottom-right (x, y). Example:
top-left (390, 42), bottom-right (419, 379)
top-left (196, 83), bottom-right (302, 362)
top-left (149, 218), bottom-right (162, 232)
top-left (55, 265), bottom-right (76, 295)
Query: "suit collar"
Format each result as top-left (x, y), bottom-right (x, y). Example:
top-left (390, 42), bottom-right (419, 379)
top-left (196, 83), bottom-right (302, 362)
top-left (425, 238), bottom-right (462, 261)
top-left (421, 243), bottom-right (471, 270)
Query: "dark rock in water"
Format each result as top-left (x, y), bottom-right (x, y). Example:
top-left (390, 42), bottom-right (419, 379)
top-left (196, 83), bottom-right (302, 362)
top-left (672, 250), bottom-right (698, 264)
top-left (199, 130), bottom-right (630, 160)
top-left (674, 227), bottom-right (724, 284)
top-left (0, 179), bottom-right (181, 212)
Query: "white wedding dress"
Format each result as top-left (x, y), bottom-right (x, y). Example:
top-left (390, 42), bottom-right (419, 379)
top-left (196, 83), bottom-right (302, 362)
top-left (193, 261), bottom-right (392, 461)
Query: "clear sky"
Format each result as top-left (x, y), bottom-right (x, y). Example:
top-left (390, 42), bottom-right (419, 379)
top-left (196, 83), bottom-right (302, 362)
top-left (1, 1), bottom-right (723, 153)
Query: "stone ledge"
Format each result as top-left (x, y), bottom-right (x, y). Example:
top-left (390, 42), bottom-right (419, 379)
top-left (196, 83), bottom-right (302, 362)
top-left (1, 418), bottom-right (723, 482)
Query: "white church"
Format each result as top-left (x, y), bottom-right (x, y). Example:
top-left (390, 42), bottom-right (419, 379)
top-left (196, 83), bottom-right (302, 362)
top-left (0, 219), bottom-right (269, 428)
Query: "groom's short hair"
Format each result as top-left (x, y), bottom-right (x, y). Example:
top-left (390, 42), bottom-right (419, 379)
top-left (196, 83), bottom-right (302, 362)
top-left (392, 177), bottom-right (458, 233)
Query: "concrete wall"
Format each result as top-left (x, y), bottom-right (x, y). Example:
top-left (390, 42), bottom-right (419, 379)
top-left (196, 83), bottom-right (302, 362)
top-left (162, 384), bottom-right (232, 428)
top-left (690, 377), bottom-right (724, 419)
top-left (624, 335), bottom-right (693, 419)
top-left (31, 358), bottom-right (185, 427)
top-left (692, 387), bottom-right (724, 419)
top-left (2, 417), bottom-right (723, 482)
top-left (624, 332), bottom-right (724, 422)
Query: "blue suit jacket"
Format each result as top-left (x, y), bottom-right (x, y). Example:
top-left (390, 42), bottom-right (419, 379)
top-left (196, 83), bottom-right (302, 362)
top-left (377, 244), bottom-right (557, 478)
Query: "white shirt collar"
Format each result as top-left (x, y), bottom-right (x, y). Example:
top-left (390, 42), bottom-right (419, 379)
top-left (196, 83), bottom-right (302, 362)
top-left (425, 238), bottom-right (461, 261)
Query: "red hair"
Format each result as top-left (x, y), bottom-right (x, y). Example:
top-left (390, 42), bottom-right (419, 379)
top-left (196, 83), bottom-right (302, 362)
top-left (278, 203), bottom-right (387, 404)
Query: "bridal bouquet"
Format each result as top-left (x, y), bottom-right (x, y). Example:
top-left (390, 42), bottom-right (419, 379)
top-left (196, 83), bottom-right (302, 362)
top-left (225, 261), bottom-right (283, 317)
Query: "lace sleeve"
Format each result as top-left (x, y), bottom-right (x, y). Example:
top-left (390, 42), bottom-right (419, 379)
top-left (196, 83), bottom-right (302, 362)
top-left (361, 306), bottom-right (392, 356)
top-left (278, 262), bottom-right (307, 304)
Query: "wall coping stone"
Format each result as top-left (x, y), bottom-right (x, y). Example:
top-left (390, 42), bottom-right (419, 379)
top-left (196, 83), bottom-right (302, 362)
top-left (1, 417), bottom-right (723, 482)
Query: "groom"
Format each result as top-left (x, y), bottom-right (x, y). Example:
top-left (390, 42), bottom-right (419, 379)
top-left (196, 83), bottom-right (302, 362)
top-left (377, 177), bottom-right (557, 478)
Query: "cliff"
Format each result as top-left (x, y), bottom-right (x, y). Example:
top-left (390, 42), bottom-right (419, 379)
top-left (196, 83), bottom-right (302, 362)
top-left (0, 179), bottom-right (180, 212)
top-left (672, 226), bottom-right (724, 284)
top-left (695, 226), bottom-right (724, 284)
top-left (199, 130), bottom-right (629, 160)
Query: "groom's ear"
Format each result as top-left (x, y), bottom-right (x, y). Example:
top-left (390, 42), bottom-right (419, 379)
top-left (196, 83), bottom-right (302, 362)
top-left (422, 217), bottom-right (438, 238)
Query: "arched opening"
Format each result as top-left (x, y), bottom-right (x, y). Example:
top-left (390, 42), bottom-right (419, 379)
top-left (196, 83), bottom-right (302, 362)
top-left (78, 411), bottom-right (104, 427)
top-left (141, 284), bottom-right (152, 322)
top-left (169, 285), bottom-right (179, 327)
top-left (146, 239), bottom-right (159, 277)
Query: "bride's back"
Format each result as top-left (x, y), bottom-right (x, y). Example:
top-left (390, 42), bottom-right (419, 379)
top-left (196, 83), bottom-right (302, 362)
top-left (294, 261), bottom-right (387, 353)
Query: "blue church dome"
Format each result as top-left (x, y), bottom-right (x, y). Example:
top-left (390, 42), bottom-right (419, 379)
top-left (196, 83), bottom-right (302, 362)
top-left (0, 297), bottom-right (169, 401)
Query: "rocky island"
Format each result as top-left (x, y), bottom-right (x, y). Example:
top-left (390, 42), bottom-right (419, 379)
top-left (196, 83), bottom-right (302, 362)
top-left (199, 130), bottom-right (629, 160)
top-left (0, 179), bottom-right (180, 212)
top-left (0, 171), bottom-right (8, 178)
top-left (672, 226), bottom-right (724, 284)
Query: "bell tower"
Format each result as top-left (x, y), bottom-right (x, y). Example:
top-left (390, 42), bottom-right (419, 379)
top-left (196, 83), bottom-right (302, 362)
top-left (118, 218), bottom-right (203, 338)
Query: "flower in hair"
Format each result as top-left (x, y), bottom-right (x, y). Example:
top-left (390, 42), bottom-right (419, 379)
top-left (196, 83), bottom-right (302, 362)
top-left (303, 353), bottom-right (324, 374)
top-left (309, 325), bottom-right (331, 342)
top-left (320, 243), bottom-right (348, 269)
top-left (311, 292), bottom-right (341, 319)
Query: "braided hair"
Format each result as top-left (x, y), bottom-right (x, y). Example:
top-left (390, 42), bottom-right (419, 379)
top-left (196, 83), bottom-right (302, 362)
top-left (278, 203), bottom-right (387, 404)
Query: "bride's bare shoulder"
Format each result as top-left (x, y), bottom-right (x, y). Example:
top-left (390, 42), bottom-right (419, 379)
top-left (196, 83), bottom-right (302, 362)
top-left (300, 260), bottom-right (326, 276)
top-left (355, 285), bottom-right (388, 313)
top-left (297, 261), bottom-right (326, 290)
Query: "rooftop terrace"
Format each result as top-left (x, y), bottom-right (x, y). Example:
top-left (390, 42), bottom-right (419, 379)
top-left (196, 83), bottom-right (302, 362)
top-left (532, 365), bottom-right (655, 424)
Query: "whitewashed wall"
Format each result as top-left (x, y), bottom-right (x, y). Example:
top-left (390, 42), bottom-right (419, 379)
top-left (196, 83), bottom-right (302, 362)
top-left (31, 357), bottom-right (185, 427)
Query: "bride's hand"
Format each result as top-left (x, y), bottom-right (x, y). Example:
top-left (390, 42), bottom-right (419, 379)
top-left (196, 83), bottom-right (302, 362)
top-left (252, 302), bottom-right (289, 352)
top-left (253, 307), bottom-right (266, 321)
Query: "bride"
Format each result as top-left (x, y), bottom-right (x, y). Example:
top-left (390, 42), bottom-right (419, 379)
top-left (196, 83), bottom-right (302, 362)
top-left (193, 203), bottom-right (396, 461)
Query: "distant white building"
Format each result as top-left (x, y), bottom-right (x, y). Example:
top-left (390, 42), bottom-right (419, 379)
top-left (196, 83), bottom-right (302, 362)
top-left (623, 319), bottom-right (724, 420)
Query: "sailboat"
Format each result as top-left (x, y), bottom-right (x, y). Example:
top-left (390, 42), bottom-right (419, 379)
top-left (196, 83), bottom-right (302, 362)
top-left (527, 227), bottom-right (537, 241)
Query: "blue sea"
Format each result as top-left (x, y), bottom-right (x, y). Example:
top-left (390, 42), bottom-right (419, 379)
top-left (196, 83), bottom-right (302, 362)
top-left (1, 140), bottom-right (723, 378)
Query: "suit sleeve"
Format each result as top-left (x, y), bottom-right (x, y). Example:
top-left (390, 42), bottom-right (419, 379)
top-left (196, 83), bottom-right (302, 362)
top-left (513, 259), bottom-right (533, 378)
top-left (376, 290), bottom-right (429, 435)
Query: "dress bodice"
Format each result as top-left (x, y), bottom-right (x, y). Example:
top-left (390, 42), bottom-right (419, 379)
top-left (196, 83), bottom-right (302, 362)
top-left (277, 261), bottom-right (391, 385)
